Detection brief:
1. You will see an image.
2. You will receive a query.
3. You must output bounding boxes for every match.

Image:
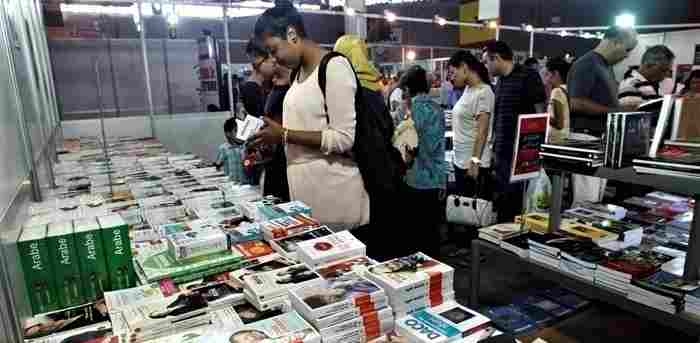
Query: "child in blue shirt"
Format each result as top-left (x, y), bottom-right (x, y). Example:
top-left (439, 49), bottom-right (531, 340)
top-left (216, 118), bottom-right (251, 184)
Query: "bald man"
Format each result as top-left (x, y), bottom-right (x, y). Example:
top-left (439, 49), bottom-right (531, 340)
top-left (568, 26), bottom-right (638, 136)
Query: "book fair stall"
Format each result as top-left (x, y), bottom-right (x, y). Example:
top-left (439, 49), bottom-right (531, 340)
top-left (1, 0), bottom-right (700, 343)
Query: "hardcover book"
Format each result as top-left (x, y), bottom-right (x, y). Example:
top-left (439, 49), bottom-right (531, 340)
top-left (167, 228), bottom-right (228, 261)
top-left (223, 222), bottom-right (263, 245)
top-left (135, 244), bottom-right (247, 283)
top-left (47, 221), bottom-right (84, 307)
top-left (559, 222), bottom-right (618, 243)
top-left (98, 214), bottom-right (135, 290)
top-left (73, 218), bottom-right (110, 302)
top-left (269, 226), bottom-right (334, 259)
top-left (482, 305), bottom-right (535, 335)
top-left (18, 224), bottom-right (58, 314)
top-left (396, 301), bottom-right (491, 343)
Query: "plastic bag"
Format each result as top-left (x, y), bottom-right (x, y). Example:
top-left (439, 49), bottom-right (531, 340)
top-left (526, 169), bottom-right (551, 213)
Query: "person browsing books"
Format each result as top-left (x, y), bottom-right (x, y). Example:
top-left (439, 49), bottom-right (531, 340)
top-left (250, 1), bottom-right (369, 230)
top-left (262, 58), bottom-right (291, 201)
top-left (241, 39), bottom-right (273, 118)
top-left (446, 50), bottom-right (495, 256)
top-left (216, 118), bottom-right (252, 185)
top-left (543, 57), bottom-right (572, 142)
top-left (618, 45), bottom-right (675, 109)
top-left (400, 65), bottom-right (446, 258)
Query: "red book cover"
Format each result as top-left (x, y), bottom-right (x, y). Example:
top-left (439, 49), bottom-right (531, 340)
top-left (234, 240), bottom-right (274, 259)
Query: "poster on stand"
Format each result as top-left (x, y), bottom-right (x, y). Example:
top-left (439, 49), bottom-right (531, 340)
top-left (510, 113), bottom-right (549, 182)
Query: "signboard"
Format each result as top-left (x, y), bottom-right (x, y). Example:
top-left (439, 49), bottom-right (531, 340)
top-left (459, 2), bottom-right (496, 46)
top-left (510, 113), bottom-right (549, 182)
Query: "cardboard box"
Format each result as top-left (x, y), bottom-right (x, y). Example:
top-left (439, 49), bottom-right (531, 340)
top-left (98, 214), bottom-right (135, 290)
top-left (73, 218), bottom-right (110, 301)
top-left (47, 221), bottom-right (84, 307)
top-left (17, 224), bottom-right (58, 314)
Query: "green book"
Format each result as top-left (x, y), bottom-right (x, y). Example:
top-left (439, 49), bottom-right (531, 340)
top-left (17, 224), bottom-right (58, 314)
top-left (135, 247), bottom-right (246, 283)
top-left (73, 218), bottom-right (109, 301)
top-left (47, 221), bottom-right (84, 308)
top-left (98, 214), bottom-right (135, 290)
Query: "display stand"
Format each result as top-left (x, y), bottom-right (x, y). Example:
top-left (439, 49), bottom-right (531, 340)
top-left (469, 162), bottom-right (700, 338)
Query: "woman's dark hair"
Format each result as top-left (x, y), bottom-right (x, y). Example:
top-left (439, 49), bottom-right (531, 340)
top-left (683, 70), bottom-right (700, 94)
top-left (448, 50), bottom-right (490, 85)
top-left (254, 0), bottom-right (306, 40)
top-left (246, 38), bottom-right (268, 60)
top-left (546, 57), bottom-right (571, 83)
top-left (401, 65), bottom-right (430, 97)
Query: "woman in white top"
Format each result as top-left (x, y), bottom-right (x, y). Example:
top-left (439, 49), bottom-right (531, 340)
top-left (543, 57), bottom-right (571, 143)
top-left (449, 51), bottom-right (495, 197)
top-left (251, 2), bottom-right (369, 229)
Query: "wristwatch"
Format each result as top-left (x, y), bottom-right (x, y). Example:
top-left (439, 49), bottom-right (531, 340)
top-left (470, 157), bottom-right (481, 165)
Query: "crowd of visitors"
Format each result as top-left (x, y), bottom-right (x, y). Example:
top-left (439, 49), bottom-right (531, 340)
top-left (213, 0), bottom-right (691, 261)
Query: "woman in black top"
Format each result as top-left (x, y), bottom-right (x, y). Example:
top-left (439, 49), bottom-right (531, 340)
top-left (263, 62), bottom-right (291, 201)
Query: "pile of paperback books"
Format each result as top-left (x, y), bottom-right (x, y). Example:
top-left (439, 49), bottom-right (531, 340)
top-left (366, 253), bottom-right (455, 318)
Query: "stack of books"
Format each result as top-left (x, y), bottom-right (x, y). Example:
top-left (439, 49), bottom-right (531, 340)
top-left (540, 139), bottom-right (604, 169)
top-left (396, 301), bottom-right (491, 342)
top-left (260, 214), bottom-right (320, 240)
top-left (500, 234), bottom-right (530, 259)
top-left (198, 311), bottom-right (321, 343)
top-left (595, 249), bottom-right (674, 295)
top-left (223, 221), bottom-right (263, 245)
top-left (241, 264), bottom-right (322, 311)
top-left (558, 222), bottom-right (619, 245)
top-left (268, 226), bottom-right (334, 260)
top-left (526, 233), bottom-right (569, 269)
top-left (296, 231), bottom-right (366, 268)
top-left (633, 142), bottom-right (700, 178)
top-left (605, 112), bottom-right (653, 168)
top-left (366, 253), bottom-right (455, 318)
top-left (290, 272), bottom-right (394, 343)
top-left (477, 223), bottom-right (524, 245)
top-left (557, 241), bottom-right (605, 282)
top-left (627, 271), bottom-right (692, 314)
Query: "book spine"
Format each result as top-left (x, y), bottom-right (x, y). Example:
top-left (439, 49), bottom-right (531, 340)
top-left (75, 227), bottom-right (110, 302)
top-left (18, 235), bottom-right (58, 314)
top-left (101, 224), bottom-right (135, 290)
top-left (48, 232), bottom-right (84, 308)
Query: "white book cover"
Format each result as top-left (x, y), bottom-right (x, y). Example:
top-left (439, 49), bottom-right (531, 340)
top-left (167, 228), bottom-right (228, 260)
top-left (118, 293), bottom-right (209, 331)
top-left (289, 272), bottom-right (386, 320)
top-left (389, 291), bottom-right (456, 315)
top-left (310, 299), bottom-right (390, 329)
top-left (229, 253), bottom-right (299, 281)
top-left (318, 307), bottom-right (393, 337)
top-left (396, 301), bottom-right (491, 343)
top-left (366, 253), bottom-right (454, 295)
top-left (242, 264), bottom-right (322, 301)
top-left (236, 115), bottom-right (265, 142)
top-left (195, 311), bottom-right (321, 343)
top-left (315, 256), bottom-right (378, 279)
top-left (270, 226), bottom-right (334, 258)
top-left (105, 283), bottom-right (172, 313)
top-left (296, 231), bottom-right (366, 267)
top-left (243, 289), bottom-right (291, 312)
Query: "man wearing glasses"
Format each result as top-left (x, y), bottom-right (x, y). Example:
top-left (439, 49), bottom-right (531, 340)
top-left (618, 45), bottom-right (675, 109)
top-left (568, 26), bottom-right (638, 136)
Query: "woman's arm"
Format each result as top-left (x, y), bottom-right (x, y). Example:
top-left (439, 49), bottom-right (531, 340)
top-left (471, 112), bottom-right (490, 160)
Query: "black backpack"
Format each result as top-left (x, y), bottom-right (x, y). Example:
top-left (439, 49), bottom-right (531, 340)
top-left (292, 52), bottom-right (406, 196)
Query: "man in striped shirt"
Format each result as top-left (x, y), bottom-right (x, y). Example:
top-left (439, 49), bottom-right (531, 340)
top-left (618, 45), bottom-right (675, 108)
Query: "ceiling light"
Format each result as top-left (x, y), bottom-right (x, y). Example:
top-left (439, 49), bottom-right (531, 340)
top-left (615, 13), bottom-right (635, 28)
top-left (523, 24), bottom-right (534, 32)
top-left (345, 7), bottom-right (356, 16)
top-left (406, 50), bottom-right (416, 61)
top-left (385, 11), bottom-right (396, 22)
top-left (559, 30), bottom-right (569, 37)
top-left (487, 20), bottom-right (498, 29)
top-left (435, 15), bottom-right (447, 26)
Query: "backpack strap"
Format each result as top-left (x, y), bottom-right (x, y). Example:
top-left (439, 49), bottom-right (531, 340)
top-left (317, 51), bottom-right (346, 124)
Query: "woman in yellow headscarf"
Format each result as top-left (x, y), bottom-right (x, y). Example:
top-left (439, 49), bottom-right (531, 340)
top-left (334, 35), bottom-right (383, 92)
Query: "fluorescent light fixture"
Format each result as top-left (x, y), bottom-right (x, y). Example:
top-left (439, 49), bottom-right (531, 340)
top-left (435, 15), bottom-right (447, 26)
top-left (298, 4), bottom-right (321, 10)
top-left (524, 24), bottom-right (534, 32)
top-left (581, 32), bottom-right (595, 39)
top-left (237, 0), bottom-right (275, 8)
top-left (615, 13), bottom-right (635, 28)
top-left (559, 30), bottom-right (569, 37)
top-left (406, 50), bottom-right (416, 61)
top-left (385, 10), bottom-right (396, 22)
top-left (345, 7), bottom-right (356, 16)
